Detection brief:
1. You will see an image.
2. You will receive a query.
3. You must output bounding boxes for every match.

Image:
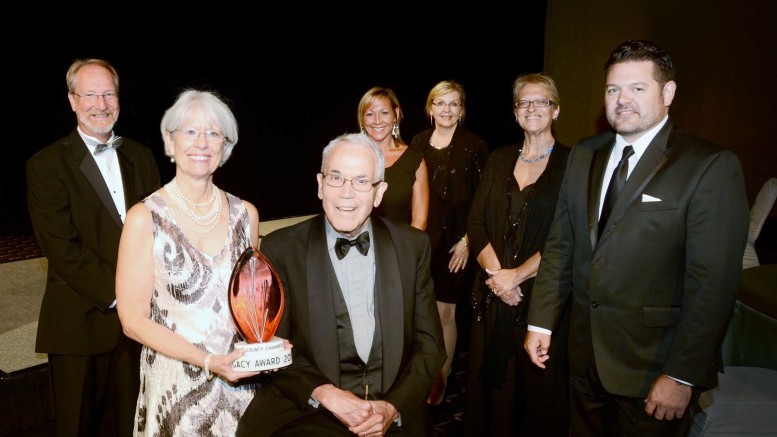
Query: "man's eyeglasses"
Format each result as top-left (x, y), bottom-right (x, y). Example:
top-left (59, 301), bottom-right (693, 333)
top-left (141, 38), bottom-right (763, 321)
top-left (514, 98), bottom-right (554, 109)
top-left (432, 101), bottom-right (461, 109)
top-left (171, 128), bottom-right (227, 145)
top-left (72, 92), bottom-right (119, 102)
top-left (321, 173), bottom-right (381, 192)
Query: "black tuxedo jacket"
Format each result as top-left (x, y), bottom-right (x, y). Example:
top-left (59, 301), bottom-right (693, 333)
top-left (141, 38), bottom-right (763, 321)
top-left (26, 129), bottom-right (160, 355)
top-left (528, 120), bottom-right (749, 397)
top-left (242, 214), bottom-right (445, 436)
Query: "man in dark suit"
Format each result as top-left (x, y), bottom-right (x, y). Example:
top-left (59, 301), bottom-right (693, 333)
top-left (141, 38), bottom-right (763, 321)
top-left (26, 58), bottom-right (160, 436)
top-left (237, 133), bottom-right (446, 436)
top-left (524, 40), bottom-right (749, 436)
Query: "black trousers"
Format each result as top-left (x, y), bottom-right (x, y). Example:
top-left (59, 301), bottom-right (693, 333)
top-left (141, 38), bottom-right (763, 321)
top-left (48, 333), bottom-right (141, 437)
top-left (569, 358), bottom-right (699, 437)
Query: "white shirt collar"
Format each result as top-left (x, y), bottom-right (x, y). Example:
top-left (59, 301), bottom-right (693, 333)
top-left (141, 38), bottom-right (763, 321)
top-left (613, 115), bottom-right (669, 160)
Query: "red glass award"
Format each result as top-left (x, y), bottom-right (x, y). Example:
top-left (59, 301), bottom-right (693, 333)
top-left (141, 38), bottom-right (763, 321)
top-left (228, 246), bottom-right (292, 372)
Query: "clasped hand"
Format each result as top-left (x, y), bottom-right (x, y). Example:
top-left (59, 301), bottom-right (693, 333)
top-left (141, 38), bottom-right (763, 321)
top-left (485, 268), bottom-right (523, 306)
top-left (314, 385), bottom-right (398, 436)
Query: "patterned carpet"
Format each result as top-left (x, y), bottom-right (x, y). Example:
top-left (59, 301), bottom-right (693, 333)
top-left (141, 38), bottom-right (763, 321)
top-left (0, 234), bottom-right (470, 436)
top-left (0, 235), bottom-right (43, 264)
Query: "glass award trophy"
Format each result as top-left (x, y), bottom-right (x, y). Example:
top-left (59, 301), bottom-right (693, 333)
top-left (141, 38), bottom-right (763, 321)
top-left (228, 246), bottom-right (292, 372)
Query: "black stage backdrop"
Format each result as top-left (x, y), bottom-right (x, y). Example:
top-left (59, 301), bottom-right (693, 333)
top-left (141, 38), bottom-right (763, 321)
top-left (3, 16), bottom-right (547, 236)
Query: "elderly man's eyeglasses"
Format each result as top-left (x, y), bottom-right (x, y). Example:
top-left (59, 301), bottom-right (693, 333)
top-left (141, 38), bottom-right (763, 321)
top-left (432, 101), bottom-right (461, 109)
top-left (514, 98), bottom-right (554, 109)
top-left (321, 173), bottom-right (381, 192)
top-left (72, 92), bottom-right (119, 102)
top-left (171, 128), bottom-right (227, 145)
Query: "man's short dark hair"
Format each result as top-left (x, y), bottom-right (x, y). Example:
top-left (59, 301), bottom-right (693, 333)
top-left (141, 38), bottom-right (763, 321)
top-left (605, 39), bottom-right (675, 86)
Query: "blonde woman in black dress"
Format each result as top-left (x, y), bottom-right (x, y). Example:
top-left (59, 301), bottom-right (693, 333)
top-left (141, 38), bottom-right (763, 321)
top-left (464, 73), bottom-right (570, 436)
top-left (359, 87), bottom-right (428, 230)
top-left (410, 80), bottom-right (489, 405)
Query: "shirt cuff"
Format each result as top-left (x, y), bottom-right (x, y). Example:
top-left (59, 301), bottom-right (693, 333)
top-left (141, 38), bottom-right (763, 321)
top-left (667, 375), bottom-right (694, 386)
top-left (527, 324), bottom-right (552, 335)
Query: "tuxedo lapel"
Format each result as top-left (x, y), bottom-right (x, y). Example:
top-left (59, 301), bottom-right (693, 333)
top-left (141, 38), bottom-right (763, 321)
top-left (372, 218), bottom-right (403, 388)
top-left (588, 138), bottom-right (614, 249)
top-left (72, 132), bottom-right (123, 227)
top-left (306, 215), bottom-right (341, 382)
top-left (117, 148), bottom-right (137, 206)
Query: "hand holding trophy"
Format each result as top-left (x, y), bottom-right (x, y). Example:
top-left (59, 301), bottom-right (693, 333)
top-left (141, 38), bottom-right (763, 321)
top-left (228, 246), bottom-right (292, 372)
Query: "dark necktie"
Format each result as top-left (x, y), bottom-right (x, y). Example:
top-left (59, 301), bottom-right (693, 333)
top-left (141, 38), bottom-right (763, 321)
top-left (94, 137), bottom-right (123, 155)
top-left (599, 145), bottom-right (634, 236)
top-left (335, 231), bottom-right (370, 260)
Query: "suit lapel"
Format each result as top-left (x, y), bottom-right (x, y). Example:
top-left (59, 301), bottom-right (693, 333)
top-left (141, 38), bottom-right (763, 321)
top-left (588, 137), bottom-right (615, 249)
top-left (306, 215), bottom-right (341, 382)
top-left (372, 218), bottom-right (403, 387)
top-left (72, 131), bottom-right (123, 227)
top-left (597, 122), bottom-right (676, 246)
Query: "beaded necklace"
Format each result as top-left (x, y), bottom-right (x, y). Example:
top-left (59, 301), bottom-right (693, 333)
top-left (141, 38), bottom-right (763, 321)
top-left (165, 178), bottom-right (222, 234)
top-left (429, 139), bottom-right (449, 150)
top-left (518, 145), bottom-right (554, 163)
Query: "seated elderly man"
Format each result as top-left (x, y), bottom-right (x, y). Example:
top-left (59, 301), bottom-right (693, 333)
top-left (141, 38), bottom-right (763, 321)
top-left (237, 132), bottom-right (446, 437)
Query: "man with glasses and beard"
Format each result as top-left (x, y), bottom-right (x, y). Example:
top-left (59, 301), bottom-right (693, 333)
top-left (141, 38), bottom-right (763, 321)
top-left (26, 58), bottom-right (160, 436)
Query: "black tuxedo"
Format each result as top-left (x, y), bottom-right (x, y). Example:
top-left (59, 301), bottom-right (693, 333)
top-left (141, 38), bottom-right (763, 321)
top-left (26, 129), bottom-right (160, 435)
top-left (237, 215), bottom-right (446, 436)
top-left (528, 120), bottom-right (749, 430)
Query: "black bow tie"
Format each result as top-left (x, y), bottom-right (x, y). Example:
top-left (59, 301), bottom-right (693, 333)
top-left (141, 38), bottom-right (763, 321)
top-left (335, 231), bottom-right (370, 260)
top-left (94, 137), bottom-right (123, 155)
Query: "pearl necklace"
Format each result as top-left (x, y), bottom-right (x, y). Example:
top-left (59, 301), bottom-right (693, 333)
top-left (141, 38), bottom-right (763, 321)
top-left (518, 145), bottom-right (554, 163)
top-left (165, 179), bottom-right (222, 234)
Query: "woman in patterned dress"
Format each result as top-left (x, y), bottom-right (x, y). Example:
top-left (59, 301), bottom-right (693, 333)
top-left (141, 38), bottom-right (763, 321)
top-left (116, 89), bottom-right (263, 436)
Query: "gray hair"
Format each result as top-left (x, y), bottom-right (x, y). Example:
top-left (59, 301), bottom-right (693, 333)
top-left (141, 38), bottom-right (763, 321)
top-left (321, 133), bottom-right (385, 182)
top-left (160, 89), bottom-right (238, 165)
top-left (66, 58), bottom-right (119, 94)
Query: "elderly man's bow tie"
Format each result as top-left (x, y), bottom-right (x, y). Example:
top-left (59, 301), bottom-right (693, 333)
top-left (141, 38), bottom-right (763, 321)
top-left (93, 137), bottom-right (123, 155)
top-left (335, 231), bottom-right (370, 260)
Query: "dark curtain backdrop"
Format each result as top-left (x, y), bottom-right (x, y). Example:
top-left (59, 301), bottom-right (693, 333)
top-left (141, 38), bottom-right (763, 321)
top-left (2, 13), bottom-right (549, 236)
top-left (17, 2), bottom-right (771, 238)
top-left (545, 0), bottom-right (777, 204)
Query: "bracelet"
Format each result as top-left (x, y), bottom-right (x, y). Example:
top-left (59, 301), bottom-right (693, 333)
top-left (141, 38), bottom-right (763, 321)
top-left (460, 236), bottom-right (469, 248)
top-left (204, 353), bottom-right (214, 381)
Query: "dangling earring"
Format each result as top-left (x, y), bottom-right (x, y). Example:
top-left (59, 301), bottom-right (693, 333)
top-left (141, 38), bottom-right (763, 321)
top-left (392, 122), bottom-right (400, 138)
top-left (458, 116), bottom-right (462, 127)
top-left (430, 115), bottom-right (434, 126)
top-left (169, 156), bottom-right (175, 163)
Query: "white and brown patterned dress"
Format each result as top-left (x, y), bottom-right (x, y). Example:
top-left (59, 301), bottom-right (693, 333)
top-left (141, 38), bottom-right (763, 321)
top-left (134, 191), bottom-right (256, 437)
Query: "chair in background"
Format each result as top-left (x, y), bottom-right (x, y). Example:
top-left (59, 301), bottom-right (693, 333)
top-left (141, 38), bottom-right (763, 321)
top-left (743, 177), bottom-right (777, 269)
top-left (690, 264), bottom-right (777, 435)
